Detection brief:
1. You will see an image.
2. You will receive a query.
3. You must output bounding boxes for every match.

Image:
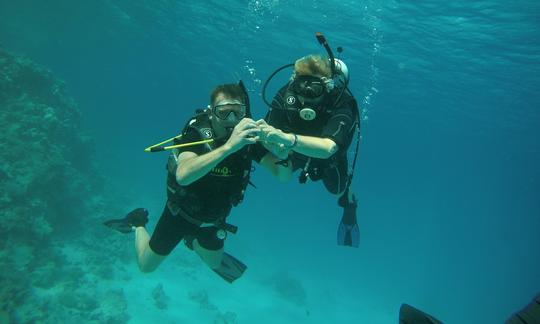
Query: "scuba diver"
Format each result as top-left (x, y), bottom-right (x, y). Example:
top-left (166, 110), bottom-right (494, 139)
top-left (259, 33), bottom-right (361, 247)
top-left (104, 82), bottom-right (290, 283)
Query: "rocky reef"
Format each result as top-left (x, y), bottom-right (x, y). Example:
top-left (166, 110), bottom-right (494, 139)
top-left (0, 48), bottom-right (130, 323)
top-left (0, 48), bottom-right (96, 239)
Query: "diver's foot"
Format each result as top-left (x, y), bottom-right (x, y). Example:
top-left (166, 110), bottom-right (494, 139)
top-left (212, 252), bottom-right (247, 283)
top-left (126, 208), bottom-right (149, 227)
top-left (104, 208), bottom-right (149, 234)
top-left (337, 195), bottom-right (359, 247)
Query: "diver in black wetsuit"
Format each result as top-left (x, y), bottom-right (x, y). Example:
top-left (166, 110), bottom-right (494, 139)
top-left (105, 82), bottom-right (290, 283)
top-left (259, 34), bottom-right (361, 247)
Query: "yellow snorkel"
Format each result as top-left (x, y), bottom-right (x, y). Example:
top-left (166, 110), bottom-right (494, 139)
top-left (144, 134), bottom-right (214, 152)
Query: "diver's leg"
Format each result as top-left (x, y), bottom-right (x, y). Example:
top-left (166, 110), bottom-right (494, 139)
top-left (323, 159), bottom-right (360, 247)
top-left (193, 226), bottom-right (224, 269)
top-left (322, 159), bottom-right (349, 196)
top-left (191, 226), bottom-right (246, 283)
top-left (336, 186), bottom-right (359, 247)
top-left (134, 227), bottom-right (166, 273)
top-left (193, 240), bottom-right (224, 269)
top-left (136, 204), bottom-right (186, 273)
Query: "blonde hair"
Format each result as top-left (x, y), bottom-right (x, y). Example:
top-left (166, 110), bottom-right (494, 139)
top-left (294, 54), bottom-right (332, 78)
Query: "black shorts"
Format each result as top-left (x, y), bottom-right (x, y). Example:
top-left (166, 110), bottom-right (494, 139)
top-left (148, 204), bottom-right (225, 256)
top-left (291, 154), bottom-right (349, 195)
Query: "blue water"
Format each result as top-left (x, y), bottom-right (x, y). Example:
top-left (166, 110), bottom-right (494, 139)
top-left (1, 0), bottom-right (539, 323)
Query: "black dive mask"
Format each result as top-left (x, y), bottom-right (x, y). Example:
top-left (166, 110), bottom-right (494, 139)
top-left (290, 75), bottom-right (327, 99)
top-left (212, 102), bottom-right (246, 120)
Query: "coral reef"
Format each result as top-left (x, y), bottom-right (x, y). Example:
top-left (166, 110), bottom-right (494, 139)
top-left (265, 272), bottom-right (307, 307)
top-left (152, 283), bottom-right (169, 310)
top-left (187, 289), bottom-right (238, 323)
top-left (214, 311), bottom-right (238, 324)
top-left (188, 289), bottom-right (218, 311)
top-left (0, 48), bottom-right (130, 322)
top-left (0, 48), bottom-right (97, 241)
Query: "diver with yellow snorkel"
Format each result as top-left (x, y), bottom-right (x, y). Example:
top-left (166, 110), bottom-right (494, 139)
top-left (104, 82), bottom-right (291, 283)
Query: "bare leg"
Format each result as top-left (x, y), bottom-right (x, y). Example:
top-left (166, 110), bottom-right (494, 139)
top-left (134, 226), bottom-right (166, 273)
top-left (193, 239), bottom-right (224, 269)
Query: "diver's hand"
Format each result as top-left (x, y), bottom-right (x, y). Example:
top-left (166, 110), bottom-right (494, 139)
top-left (256, 119), bottom-right (277, 143)
top-left (263, 142), bottom-right (290, 160)
top-left (256, 119), bottom-right (295, 148)
top-left (224, 118), bottom-right (260, 153)
top-left (255, 120), bottom-right (290, 159)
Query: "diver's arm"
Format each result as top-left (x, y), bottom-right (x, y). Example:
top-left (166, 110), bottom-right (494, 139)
top-left (257, 119), bottom-right (337, 159)
top-left (175, 146), bottom-right (232, 186)
top-left (259, 152), bottom-right (293, 182)
top-left (286, 134), bottom-right (337, 159)
top-left (266, 128), bottom-right (337, 159)
top-left (176, 119), bottom-right (259, 186)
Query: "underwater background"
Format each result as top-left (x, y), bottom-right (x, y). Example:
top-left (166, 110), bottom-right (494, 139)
top-left (1, 0), bottom-right (539, 323)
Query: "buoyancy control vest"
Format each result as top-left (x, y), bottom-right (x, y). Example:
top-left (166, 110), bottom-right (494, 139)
top-left (165, 110), bottom-right (252, 223)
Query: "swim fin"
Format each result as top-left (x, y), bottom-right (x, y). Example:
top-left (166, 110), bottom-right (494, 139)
top-left (506, 292), bottom-right (540, 324)
top-left (103, 208), bottom-right (149, 233)
top-left (212, 252), bottom-right (247, 283)
top-left (399, 304), bottom-right (443, 324)
top-left (337, 194), bottom-right (359, 247)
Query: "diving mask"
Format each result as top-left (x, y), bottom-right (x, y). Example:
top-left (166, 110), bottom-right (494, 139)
top-left (212, 100), bottom-right (246, 120)
top-left (291, 75), bottom-right (331, 99)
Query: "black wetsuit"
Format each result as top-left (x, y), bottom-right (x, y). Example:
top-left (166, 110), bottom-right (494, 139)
top-left (266, 85), bottom-right (358, 194)
top-left (149, 112), bottom-right (264, 255)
